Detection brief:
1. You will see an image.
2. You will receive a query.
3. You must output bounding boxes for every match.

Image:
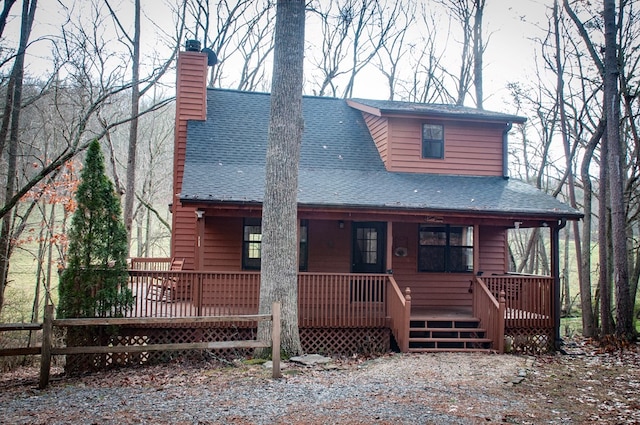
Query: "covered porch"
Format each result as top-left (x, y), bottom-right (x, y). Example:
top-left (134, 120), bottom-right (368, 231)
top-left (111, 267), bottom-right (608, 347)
top-left (124, 258), bottom-right (555, 353)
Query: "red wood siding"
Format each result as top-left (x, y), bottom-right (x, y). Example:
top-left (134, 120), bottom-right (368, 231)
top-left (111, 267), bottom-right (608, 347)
top-left (385, 118), bottom-right (505, 176)
top-left (172, 207), bottom-right (197, 270)
top-left (307, 220), bottom-right (351, 273)
top-left (171, 51), bottom-right (208, 259)
top-left (478, 226), bottom-right (508, 275)
top-left (203, 216), bottom-right (243, 270)
top-left (362, 113), bottom-right (389, 167)
top-left (188, 216), bottom-right (509, 309)
top-left (389, 222), bottom-right (473, 309)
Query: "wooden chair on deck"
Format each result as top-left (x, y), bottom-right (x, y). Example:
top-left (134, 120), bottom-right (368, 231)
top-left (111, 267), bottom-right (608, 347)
top-left (146, 258), bottom-right (185, 302)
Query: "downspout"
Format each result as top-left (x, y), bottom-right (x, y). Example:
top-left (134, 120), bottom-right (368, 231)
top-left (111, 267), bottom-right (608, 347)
top-left (553, 218), bottom-right (567, 350)
top-left (502, 122), bottom-right (513, 178)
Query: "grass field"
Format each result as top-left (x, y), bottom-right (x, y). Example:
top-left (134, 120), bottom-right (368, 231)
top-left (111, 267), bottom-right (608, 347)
top-left (1, 243), bottom-right (59, 324)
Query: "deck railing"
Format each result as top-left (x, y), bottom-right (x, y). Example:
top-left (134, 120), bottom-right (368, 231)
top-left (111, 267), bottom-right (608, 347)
top-left (482, 275), bottom-right (554, 329)
top-left (473, 277), bottom-right (505, 353)
top-left (385, 276), bottom-right (411, 352)
top-left (126, 270), bottom-right (391, 328)
top-left (127, 270), bottom-right (260, 317)
top-left (129, 257), bottom-right (171, 271)
top-left (298, 273), bottom-right (388, 328)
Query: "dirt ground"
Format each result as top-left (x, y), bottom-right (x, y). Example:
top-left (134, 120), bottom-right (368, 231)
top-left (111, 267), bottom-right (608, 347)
top-left (0, 340), bottom-right (639, 424)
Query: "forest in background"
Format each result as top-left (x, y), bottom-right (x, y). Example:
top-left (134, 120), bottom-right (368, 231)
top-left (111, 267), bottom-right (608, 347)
top-left (0, 0), bottom-right (638, 340)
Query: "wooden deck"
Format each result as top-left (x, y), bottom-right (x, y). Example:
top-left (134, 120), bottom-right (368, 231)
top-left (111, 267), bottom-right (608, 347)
top-left (122, 261), bottom-right (555, 353)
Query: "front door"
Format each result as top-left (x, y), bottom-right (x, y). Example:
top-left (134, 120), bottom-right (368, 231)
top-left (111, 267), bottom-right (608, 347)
top-left (351, 222), bottom-right (386, 273)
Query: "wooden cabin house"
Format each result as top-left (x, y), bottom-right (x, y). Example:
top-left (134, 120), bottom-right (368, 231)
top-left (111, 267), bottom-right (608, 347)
top-left (132, 49), bottom-right (582, 355)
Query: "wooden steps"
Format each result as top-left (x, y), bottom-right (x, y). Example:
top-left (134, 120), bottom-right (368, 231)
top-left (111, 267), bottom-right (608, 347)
top-left (408, 316), bottom-right (492, 352)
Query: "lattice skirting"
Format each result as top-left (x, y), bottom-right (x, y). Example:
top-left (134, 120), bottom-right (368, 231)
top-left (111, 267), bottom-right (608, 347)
top-left (62, 326), bottom-right (390, 374)
top-left (505, 327), bottom-right (554, 354)
top-left (300, 328), bottom-right (390, 356)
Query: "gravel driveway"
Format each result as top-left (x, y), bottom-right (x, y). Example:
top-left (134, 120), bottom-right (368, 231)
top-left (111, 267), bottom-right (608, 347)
top-left (0, 353), bottom-right (536, 424)
top-left (2, 349), bottom-right (637, 424)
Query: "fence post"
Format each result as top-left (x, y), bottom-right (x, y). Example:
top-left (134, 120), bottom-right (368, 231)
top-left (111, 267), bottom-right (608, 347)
top-left (39, 304), bottom-right (54, 389)
top-left (271, 302), bottom-right (281, 378)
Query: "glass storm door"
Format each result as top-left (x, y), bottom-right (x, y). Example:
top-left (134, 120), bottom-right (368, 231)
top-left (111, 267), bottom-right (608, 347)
top-left (351, 222), bottom-right (386, 273)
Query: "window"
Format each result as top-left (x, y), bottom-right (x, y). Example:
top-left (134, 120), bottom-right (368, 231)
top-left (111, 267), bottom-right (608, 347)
top-left (242, 219), bottom-right (309, 271)
top-left (418, 225), bottom-right (473, 272)
top-left (242, 218), bottom-right (262, 270)
top-left (422, 124), bottom-right (444, 159)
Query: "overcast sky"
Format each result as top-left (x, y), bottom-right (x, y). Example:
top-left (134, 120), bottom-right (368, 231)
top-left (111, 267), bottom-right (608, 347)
top-left (13, 0), bottom-right (557, 112)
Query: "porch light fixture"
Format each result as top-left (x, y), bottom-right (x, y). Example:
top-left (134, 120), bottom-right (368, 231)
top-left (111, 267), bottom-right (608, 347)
top-left (195, 209), bottom-right (205, 219)
top-left (338, 220), bottom-right (344, 229)
top-left (514, 221), bottom-right (522, 230)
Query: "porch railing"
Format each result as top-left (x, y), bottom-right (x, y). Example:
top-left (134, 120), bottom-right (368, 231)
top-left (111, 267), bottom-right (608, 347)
top-left (126, 270), bottom-right (392, 328)
top-left (298, 273), bottom-right (387, 328)
top-left (129, 257), bottom-right (171, 271)
top-left (482, 275), bottom-right (554, 329)
top-left (385, 276), bottom-right (411, 352)
top-left (127, 270), bottom-right (260, 317)
top-left (473, 277), bottom-right (505, 353)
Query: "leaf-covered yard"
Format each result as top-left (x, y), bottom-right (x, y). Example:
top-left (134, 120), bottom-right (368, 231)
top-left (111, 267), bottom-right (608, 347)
top-left (0, 341), bottom-right (638, 424)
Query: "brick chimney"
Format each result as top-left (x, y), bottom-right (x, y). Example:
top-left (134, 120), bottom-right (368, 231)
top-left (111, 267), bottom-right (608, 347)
top-left (171, 42), bottom-right (208, 260)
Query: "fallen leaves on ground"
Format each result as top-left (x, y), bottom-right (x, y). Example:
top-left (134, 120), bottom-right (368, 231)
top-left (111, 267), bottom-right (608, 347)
top-left (0, 341), bottom-right (638, 424)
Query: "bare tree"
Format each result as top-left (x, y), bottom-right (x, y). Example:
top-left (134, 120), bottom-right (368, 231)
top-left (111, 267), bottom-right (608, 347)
top-left (472, 0), bottom-right (485, 109)
top-left (551, 0), bottom-right (585, 333)
top-left (0, 0), bottom-right (38, 314)
top-left (185, 0), bottom-right (273, 90)
top-left (0, 1), bottom-right (180, 312)
top-left (603, 0), bottom-right (633, 339)
top-left (105, 0), bottom-right (142, 246)
top-left (400, 7), bottom-right (450, 103)
top-left (435, 0), bottom-right (474, 106)
top-left (373, 0), bottom-right (415, 100)
top-left (257, 0), bottom-right (305, 357)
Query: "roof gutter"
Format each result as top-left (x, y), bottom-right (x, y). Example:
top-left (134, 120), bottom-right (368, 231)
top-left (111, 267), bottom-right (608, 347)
top-left (503, 122), bottom-right (513, 179)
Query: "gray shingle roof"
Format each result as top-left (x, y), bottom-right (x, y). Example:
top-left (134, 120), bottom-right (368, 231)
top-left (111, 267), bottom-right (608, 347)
top-left (181, 89), bottom-right (581, 220)
top-left (349, 98), bottom-right (527, 123)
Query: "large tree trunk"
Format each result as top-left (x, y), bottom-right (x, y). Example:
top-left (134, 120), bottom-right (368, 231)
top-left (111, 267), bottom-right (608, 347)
top-left (603, 0), bottom-right (633, 339)
top-left (0, 0), bottom-right (37, 314)
top-left (599, 136), bottom-right (613, 335)
top-left (580, 120), bottom-right (604, 336)
top-left (124, 0), bottom-right (141, 248)
top-left (472, 0), bottom-right (485, 109)
top-left (257, 0), bottom-right (305, 357)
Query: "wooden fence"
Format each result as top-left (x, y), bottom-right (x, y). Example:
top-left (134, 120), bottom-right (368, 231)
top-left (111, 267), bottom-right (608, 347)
top-left (1, 303), bottom-right (282, 389)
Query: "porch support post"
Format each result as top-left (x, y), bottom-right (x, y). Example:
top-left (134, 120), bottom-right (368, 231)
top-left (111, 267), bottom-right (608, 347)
top-left (386, 221), bottom-right (393, 273)
top-left (195, 209), bottom-right (205, 270)
top-left (550, 221), bottom-right (563, 350)
top-left (472, 225), bottom-right (480, 274)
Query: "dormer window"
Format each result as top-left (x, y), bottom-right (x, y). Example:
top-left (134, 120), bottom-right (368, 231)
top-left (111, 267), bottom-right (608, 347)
top-left (422, 124), bottom-right (444, 159)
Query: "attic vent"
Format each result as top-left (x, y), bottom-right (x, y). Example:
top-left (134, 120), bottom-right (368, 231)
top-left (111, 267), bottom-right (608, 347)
top-left (185, 39), bottom-right (201, 52)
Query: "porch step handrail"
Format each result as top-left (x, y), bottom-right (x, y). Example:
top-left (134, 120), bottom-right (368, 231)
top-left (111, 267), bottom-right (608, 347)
top-left (386, 276), bottom-right (411, 352)
top-left (473, 277), bottom-right (505, 353)
top-left (482, 275), bottom-right (554, 330)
